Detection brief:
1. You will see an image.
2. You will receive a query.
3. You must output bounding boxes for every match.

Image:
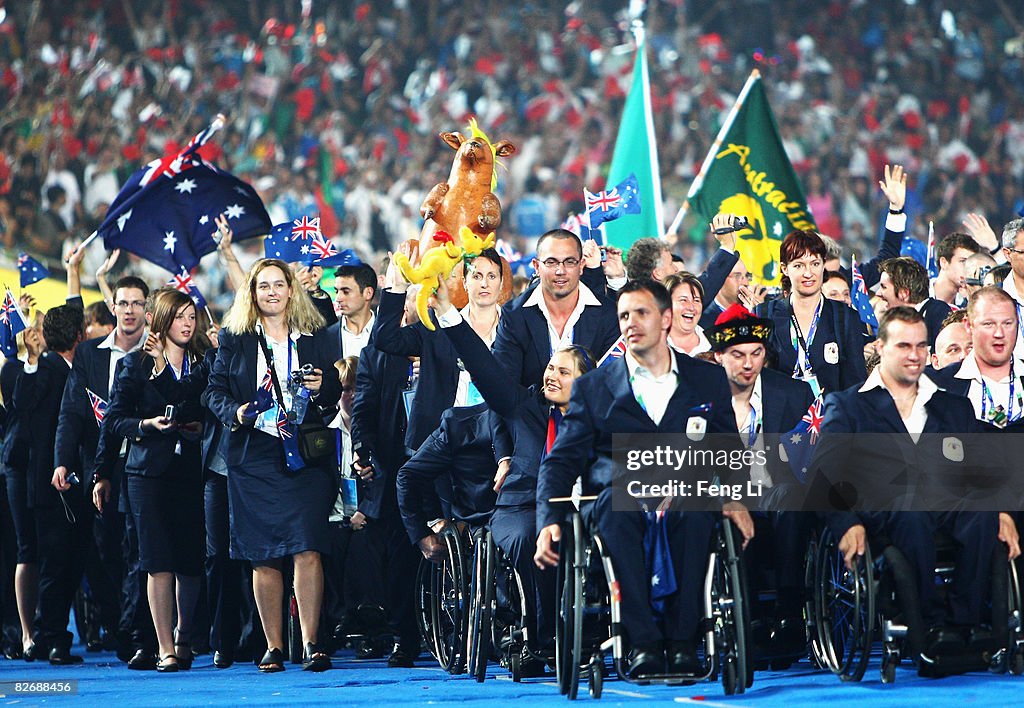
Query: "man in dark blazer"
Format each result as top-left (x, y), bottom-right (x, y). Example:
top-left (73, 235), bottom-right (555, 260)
top-left (57, 276), bottom-right (150, 664)
top-left (808, 307), bottom-right (1020, 670)
top-left (396, 403), bottom-right (498, 556)
top-left (347, 329), bottom-right (422, 668)
top-left (535, 279), bottom-right (752, 679)
top-left (492, 229), bottom-right (619, 389)
top-left (325, 263), bottom-right (376, 361)
top-left (15, 305), bottom-right (84, 664)
top-left (877, 257), bottom-right (951, 350)
top-left (708, 304), bottom-right (815, 658)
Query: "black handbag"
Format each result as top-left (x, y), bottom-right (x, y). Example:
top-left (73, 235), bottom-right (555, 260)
top-left (259, 331), bottom-right (336, 467)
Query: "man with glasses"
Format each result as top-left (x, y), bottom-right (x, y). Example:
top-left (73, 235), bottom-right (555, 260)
top-left (492, 229), bottom-right (619, 388)
top-left (1000, 218), bottom-right (1024, 364)
top-left (54, 276), bottom-right (153, 668)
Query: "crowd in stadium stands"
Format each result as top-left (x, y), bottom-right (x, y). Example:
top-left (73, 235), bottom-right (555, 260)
top-left (0, 1), bottom-right (1021, 311)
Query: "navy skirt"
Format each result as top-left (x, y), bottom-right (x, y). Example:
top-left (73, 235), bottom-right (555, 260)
top-left (227, 430), bottom-right (335, 562)
top-left (127, 464), bottom-right (204, 576)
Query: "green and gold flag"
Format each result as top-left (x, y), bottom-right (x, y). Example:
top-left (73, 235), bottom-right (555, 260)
top-left (683, 70), bottom-right (815, 285)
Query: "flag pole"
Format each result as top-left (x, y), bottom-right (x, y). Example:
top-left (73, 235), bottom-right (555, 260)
top-left (667, 69), bottom-right (762, 236)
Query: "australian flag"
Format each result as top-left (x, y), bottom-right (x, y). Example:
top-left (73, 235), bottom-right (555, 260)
top-left (0, 288), bottom-right (28, 358)
top-left (264, 217), bottom-right (358, 268)
top-left (96, 115), bottom-right (272, 272)
top-left (85, 388), bottom-right (108, 427)
top-left (17, 253), bottom-right (49, 287)
top-left (780, 396), bottom-right (824, 484)
top-left (643, 509), bottom-right (677, 615)
top-left (850, 256), bottom-right (878, 329)
top-left (584, 173), bottom-right (641, 231)
top-left (166, 268), bottom-right (207, 309)
top-left (597, 336), bottom-right (627, 368)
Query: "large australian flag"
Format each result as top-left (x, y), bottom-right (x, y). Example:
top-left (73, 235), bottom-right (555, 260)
top-left (96, 115), bottom-right (271, 273)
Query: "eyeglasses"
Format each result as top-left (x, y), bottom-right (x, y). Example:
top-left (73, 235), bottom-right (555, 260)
top-left (1005, 248), bottom-right (1024, 256)
top-left (115, 300), bottom-right (146, 310)
top-left (537, 257), bottom-right (581, 269)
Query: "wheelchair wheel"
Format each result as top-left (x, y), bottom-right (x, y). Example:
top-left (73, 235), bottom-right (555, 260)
top-left (1006, 556), bottom-right (1023, 675)
top-left (555, 519), bottom-right (582, 699)
top-left (814, 528), bottom-right (874, 682)
top-left (435, 528), bottom-right (470, 674)
top-left (715, 519), bottom-right (751, 695)
top-left (415, 558), bottom-right (439, 660)
top-left (588, 654), bottom-right (604, 698)
top-left (804, 533), bottom-right (830, 670)
top-left (467, 530), bottom-right (495, 683)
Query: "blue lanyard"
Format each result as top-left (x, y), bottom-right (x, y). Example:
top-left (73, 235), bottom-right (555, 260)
top-left (980, 364), bottom-right (1022, 425)
top-left (791, 298), bottom-right (822, 379)
top-left (166, 354), bottom-right (190, 380)
top-left (746, 404), bottom-right (760, 448)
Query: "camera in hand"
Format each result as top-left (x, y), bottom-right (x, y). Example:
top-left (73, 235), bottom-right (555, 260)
top-left (290, 363), bottom-right (315, 386)
top-left (713, 215), bottom-right (751, 235)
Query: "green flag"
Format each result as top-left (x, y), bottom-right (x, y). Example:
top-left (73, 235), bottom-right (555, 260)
top-left (685, 71), bottom-right (815, 285)
top-left (604, 29), bottom-right (663, 252)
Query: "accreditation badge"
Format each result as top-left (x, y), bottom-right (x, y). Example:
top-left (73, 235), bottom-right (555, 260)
top-left (686, 416), bottom-right (707, 441)
top-left (942, 436), bottom-right (964, 463)
top-left (823, 342), bottom-right (839, 364)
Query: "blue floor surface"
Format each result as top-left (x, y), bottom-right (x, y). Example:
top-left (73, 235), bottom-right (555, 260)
top-left (0, 649), bottom-right (1019, 706)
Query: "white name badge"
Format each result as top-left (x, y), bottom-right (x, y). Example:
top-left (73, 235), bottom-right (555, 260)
top-left (686, 416), bottom-right (707, 441)
top-left (942, 436), bottom-right (964, 463)
top-left (823, 342), bottom-right (839, 364)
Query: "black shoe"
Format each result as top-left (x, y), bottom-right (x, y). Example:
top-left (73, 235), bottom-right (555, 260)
top-left (302, 642), bottom-right (331, 672)
top-left (128, 649), bottom-right (157, 671)
top-left (770, 617), bottom-right (807, 657)
top-left (627, 647), bottom-right (665, 679)
top-left (519, 657), bottom-right (548, 678)
top-left (258, 648), bottom-right (286, 673)
top-left (666, 642), bottom-right (702, 675)
top-left (355, 639), bottom-right (385, 659)
top-left (86, 639), bottom-right (104, 653)
top-left (173, 629), bottom-right (193, 670)
top-left (387, 644), bottom-right (415, 668)
top-left (214, 650), bottom-right (234, 669)
top-left (48, 646), bottom-right (84, 665)
top-left (24, 643), bottom-right (43, 662)
top-left (4, 644), bottom-right (23, 660)
top-left (156, 654), bottom-right (180, 672)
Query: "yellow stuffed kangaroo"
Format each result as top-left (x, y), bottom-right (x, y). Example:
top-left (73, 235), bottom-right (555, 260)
top-left (395, 226), bottom-right (495, 330)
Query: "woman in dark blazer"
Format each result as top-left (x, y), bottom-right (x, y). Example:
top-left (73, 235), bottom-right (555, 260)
top-left (756, 230), bottom-right (867, 396)
top-left (104, 288), bottom-right (209, 672)
top-left (203, 258), bottom-right (339, 673)
top-left (428, 278), bottom-right (594, 667)
top-left (375, 248), bottom-right (504, 452)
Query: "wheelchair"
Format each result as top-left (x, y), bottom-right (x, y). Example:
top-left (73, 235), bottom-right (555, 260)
top-left (466, 526), bottom-right (544, 682)
top-left (808, 524), bottom-right (1024, 683)
top-left (415, 523), bottom-right (473, 673)
top-left (554, 509), bottom-right (753, 699)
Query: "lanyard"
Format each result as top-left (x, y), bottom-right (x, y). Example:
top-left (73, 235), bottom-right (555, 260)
top-left (165, 353), bottom-right (191, 380)
top-left (745, 403), bottom-right (760, 448)
top-left (980, 364), bottom-right (1022, 426)
top-left (790, 298), bottom-right (822, 379)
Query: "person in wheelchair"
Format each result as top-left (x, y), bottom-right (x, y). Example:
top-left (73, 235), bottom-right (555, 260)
top-left (396, 404), bottom-right (498, 559)
top-left (707, 304), bottom-right (816, 660)
top-left (426, 275), bottom-right (596, 674)
top-left (810, 306), bottom-right (1021, 668)
top-left (534, 279), bottom-right (754, 679)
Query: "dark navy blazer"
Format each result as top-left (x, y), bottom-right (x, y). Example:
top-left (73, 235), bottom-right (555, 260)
top-left (396, 403), bottom-right (497, 544)
top-left (757, 296), bottom-right (868, 396)
top-left (536, 351), bottom-right (741, 529)
top-left (13, 352), bottom-right (71, 507)
top-left (1, 359), bottom-right (28, 471)
top-left (202, 328), bottom-right (341, 468)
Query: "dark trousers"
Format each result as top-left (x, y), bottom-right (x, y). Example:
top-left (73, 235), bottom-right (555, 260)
top-left (0, 479), bottom-right (21, 648)
top-left (345, 512), bottom-right (420, 647)
top-left (205, 472), bottom-right (243, 654)
top-left (490, 504), bottom-right (556, 650)
top-left (32, 492), bottom-right (89, 650)
top-left (586, 487), bottom-right (715, 647)
top-left (85, 487), bottom-right (125, 637)
top-left (120, 473), bottom-right (155, 651)
top-left (323, 521), bottom-right (353, 637)
top-left (883, 510), bottom-right (998, 627)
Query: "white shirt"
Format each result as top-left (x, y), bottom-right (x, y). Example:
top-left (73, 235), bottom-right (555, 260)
top-left (954, 351), bottom-right (1024, 425)
top-left (736, 376), bottom-right (771, 487)
top-left (523, 282), bottom-right (603, 356)
top-left (668, 326), bottom-right (711, 357)
top-left (97, 328), bottom-right (148, 393)
top-left (340, 312), bottom-right (375, 360)
top-left (860, 367), bottom-right (939, 441)
top-left (624, 349), bottom-right (679, 426)
top-left (328, 409), bottom-right (351, 522)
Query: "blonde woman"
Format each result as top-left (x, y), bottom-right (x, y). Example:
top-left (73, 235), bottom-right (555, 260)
top-left (204, 259), bottom-right (340, 673)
